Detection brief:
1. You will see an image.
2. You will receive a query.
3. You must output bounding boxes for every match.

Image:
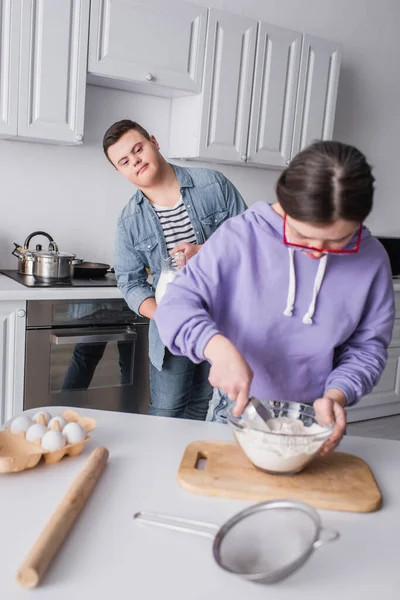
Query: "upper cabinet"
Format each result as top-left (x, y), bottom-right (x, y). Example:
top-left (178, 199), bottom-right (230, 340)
top-left (193, 10), bottom-right (258, 163)
top-left (0, 1), bottom-right (341, 157)
top-left (18, 0), bottom-right (90, 144)
top-left (169, 9), bottom-right (341, 168)
top-left (291, 35), bottom-right (341, 157)
top-left (0, 0), bottom-right (20, 137)
top-left (0, 0), bottom-right (90, 145)
top-left (247, 23), bottom-right (302, 167)
top-left (88, 0), bottom-right (207, 95)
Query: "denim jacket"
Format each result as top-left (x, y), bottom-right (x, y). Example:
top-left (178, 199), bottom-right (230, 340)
top-left (114, 164), bottom-right (247, 370)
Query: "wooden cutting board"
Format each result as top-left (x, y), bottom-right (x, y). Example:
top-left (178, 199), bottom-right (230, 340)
top-left (177, 440), bottom-right (382, 513)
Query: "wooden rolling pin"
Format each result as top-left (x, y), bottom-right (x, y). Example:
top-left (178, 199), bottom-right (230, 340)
top-left (17, 446), bottom-right (109, 589)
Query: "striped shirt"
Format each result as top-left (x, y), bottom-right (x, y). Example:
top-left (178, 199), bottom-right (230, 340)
top-left (152, 197), bottom-right (196, 254)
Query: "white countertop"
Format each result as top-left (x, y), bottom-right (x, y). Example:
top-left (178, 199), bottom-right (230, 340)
top-left (1, 272), bottom-right (399, 300)
top-left (0, 274), bottom-right (123, 300)
top-left (1, 407), bottom-right (400, 598)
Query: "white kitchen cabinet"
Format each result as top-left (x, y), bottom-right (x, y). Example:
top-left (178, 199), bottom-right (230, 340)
top-left (170, 10), bottom-right (258, 163)
top-left (17, 0), bottom-right (90, 144)
top-left (0, 0), bottom-right (20, 137)
top-left (0, 301), bottom-right (26, 426)
top-left (169, 11), bottom-right (339, 169)
top-left (88, 0), bottom-right (207, 96)
top-left (347, 291), bottom-right (400, 422)
top-left (247, 23), bottom-right (302, 167)
top-left (291, 35), bottom-right (341, 156)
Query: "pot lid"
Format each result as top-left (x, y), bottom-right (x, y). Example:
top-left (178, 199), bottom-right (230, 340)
top-left (35, 250), bottom-right (76, 259)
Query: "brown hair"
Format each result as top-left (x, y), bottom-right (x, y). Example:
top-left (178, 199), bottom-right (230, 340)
top-left (103, 119), bottom-right (151, 165)
top-left (276, 141), bottom-right (375, 224)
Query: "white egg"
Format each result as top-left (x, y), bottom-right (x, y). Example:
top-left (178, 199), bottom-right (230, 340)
top-left (62, 422), bottom-right (86, 444)
top-left (10, 415), bottom-right (33, 434)
top-left (32, 411), bottom-right (52, 425)
top-left (41, 431), bottom-right (67, 451)
top-left (26, 423), bottom-right (48, 442)
top-left (48, 416), bottom-right (67, 430)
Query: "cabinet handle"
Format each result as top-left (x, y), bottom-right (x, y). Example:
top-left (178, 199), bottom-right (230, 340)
top-left (241, 155), bottom-right (247, 162)
top-left (76, 134), bottom-right (83, 142)
top-left (17, 309), bottom-right (26, 318)
top-left (145, 73), bottom-right (154, 81)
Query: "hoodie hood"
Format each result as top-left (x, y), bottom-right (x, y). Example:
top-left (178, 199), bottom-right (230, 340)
top-left (248, 202), bottom-right (370, 325)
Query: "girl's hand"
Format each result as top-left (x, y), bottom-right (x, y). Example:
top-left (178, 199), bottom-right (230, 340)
top-left (313, 392), bottom-right (347, 455)
top-left (204, 335), bottom-right (253, 416)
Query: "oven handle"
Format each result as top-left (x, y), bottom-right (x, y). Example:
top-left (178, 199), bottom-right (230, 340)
top-left (51, 329), bottom-right (138, 345)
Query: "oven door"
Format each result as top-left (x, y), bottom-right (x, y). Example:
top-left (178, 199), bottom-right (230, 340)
top-left (24, 324), bottom-right (149, 414)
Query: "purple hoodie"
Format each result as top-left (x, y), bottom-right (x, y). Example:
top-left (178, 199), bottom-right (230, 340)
top-left (154, 202), bottom-right (395, 406)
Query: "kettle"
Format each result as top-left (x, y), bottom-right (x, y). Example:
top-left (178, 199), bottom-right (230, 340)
top-left (12, 231), bottom-right (57, 276)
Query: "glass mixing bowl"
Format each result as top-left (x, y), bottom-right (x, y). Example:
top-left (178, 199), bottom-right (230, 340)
top-left (227, 399), bottom-right (334, 476)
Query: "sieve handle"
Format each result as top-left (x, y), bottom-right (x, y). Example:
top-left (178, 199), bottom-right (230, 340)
top-left (134, 511), bottom-right (218, 539)
top-left (313, 527), bottom-right (340, 549)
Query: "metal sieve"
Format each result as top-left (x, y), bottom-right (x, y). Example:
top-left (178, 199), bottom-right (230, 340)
top-left (134, 499), bottom-right (339, 584)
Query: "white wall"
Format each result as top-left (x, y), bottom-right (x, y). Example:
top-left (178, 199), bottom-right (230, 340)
top-left (0, 0), bottom-right (399, 269)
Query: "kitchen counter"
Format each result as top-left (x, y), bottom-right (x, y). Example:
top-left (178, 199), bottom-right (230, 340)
top-left (1, 272), bottom-right (399, 300)
top-left (1, 407), bottom-right (399, 598)
top-left (0, 273), bottom-right (123, 300)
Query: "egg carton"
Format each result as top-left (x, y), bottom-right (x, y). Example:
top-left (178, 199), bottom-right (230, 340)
top-left (0, 410), bottom-right (96, 473)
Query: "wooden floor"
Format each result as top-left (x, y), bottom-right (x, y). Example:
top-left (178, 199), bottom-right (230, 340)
top-left (347, 415), bottom-right (400, 441)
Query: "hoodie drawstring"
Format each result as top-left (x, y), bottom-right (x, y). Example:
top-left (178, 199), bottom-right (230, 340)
top-left (283, 249), bottom-right (328, 325)
top-left (302, 254), bottom-right (328, 324)
top-left (283, 248), bottom-right (296, 317)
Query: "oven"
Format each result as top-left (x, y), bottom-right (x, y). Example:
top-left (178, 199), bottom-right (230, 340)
top-left (24, 299), bottom-right (150, 414)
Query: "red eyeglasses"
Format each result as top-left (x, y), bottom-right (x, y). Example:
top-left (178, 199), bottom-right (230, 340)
top-left (283, 215), bottom-right (362, 255)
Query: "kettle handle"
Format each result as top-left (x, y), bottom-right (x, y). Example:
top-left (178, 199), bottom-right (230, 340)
top-left (24, 231), bottom-right (54, 250)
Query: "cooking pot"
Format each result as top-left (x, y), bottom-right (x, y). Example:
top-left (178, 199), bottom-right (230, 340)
top-left (12, 231), bottom-right (55, 275)
top-left (33, 245), bottom-right (76, 281)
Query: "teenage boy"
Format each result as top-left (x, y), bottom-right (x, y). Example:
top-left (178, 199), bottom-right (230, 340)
top-left (103, 119), bottom-right (247, 419)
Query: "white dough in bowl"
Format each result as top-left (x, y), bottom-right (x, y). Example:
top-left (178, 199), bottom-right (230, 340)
top-left (235, 417), bottom-right (329, 474)
top-left (63, 422), bottom-right (86, 444)
top-left (26, 423), bottom-right (48, 442)
top-left (10, 415), bottom-right (33, 434)
top-left (41, 430), bottom-right (67, 451)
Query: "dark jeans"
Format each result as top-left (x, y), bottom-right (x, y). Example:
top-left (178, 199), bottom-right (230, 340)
top-left (149, 350), bottom-right (213, 420)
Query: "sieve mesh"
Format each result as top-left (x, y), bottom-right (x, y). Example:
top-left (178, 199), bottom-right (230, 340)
top-left (215, 505), bottom-right (318, 578)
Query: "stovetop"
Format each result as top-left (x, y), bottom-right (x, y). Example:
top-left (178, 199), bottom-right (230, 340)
top-left (1, 270), bottom-right (118, 288)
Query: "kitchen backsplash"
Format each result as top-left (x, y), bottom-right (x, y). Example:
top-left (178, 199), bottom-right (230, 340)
top-left (0, 85), bottom-right (277, 270)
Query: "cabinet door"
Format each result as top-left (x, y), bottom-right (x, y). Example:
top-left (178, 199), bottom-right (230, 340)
top-left (291, 35), bottom-right (341, 157)
top-left (198, 9), bottom-right (257, 163)
top-left (0, 302), bottom-right (26, 426)
top-left (247, 23), bottom-right (302, 167)
top-left (0, 0), bottom-right (21, 137)
top-left (88, 0), bottom-right (207, 93)
top-left (18, 0), bottom-right (90, 144)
